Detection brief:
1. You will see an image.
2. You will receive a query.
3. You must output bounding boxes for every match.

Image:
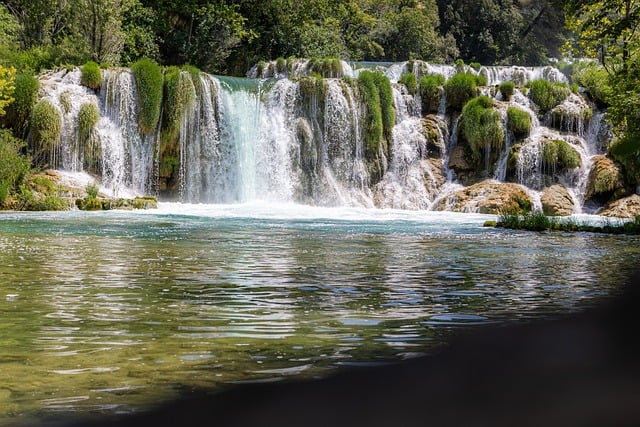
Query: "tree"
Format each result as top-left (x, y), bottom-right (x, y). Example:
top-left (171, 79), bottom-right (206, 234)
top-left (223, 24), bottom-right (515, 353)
top-left (69, 0), bottom-right (125, 64)
top-left (0, 65), bottom-right (16, 116)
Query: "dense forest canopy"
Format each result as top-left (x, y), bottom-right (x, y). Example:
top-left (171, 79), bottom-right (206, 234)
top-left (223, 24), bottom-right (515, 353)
top-left (0, 0), bottom-right (569, 74)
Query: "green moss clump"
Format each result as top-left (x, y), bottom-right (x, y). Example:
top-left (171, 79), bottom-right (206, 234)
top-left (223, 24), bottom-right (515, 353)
top-left (5, 73), bottom-right (39, 137)
top-left (59, 92), bottom-right (72, 114)
top-left (499, 81), bottom-right (515, 101)
top-left (541, 139), bottom-right (581, 171)
top-left (507, 106), bottom-right (531, 136)
top-left (460, 95), bottom-right (505, 164)
top-left (309, 57), bottom-right (343, 78)
top-left (131, 58), bottom-right (164, 135)
top-left (444, 73), bottom-right (484, 111)
top-left (78, 103), bottom-right (100, 142)
top-left (420, 73), bottom-right (445, 114)
top-left (358, 71), bottom-right (395, 162)
top-left (276, 57), bottom-right (287, 73)
top-left (162, 67), bottom-right (195, 144)
top-left (399, 73), bottom-right (418, 95)
top-left (81, 61), bottom-right (102, 90)
top-left (528, 79), bottom-right (571, 113)
top-left (30, 100), bottom-right (62, 149)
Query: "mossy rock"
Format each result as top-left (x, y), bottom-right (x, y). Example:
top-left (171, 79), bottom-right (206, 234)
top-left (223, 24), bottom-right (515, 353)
top-left (460, 96), bottom-right (505, 168)
top-left (444, 73), bottom-right (483, 111)
top-left (585, 155), bottom-right (626, 203)
top-left (419, 74), bottom-right (445, 114)
top-left (528, 79), bottom-right (571, 113)
top-left (308, 57), bottom-right (343, 78)
top-left (507, 107), bottom-right (531, 137)
top-left (421, 115), bottom-right (446, 157)
top-left (132, 58), bottom-right (164, 135)
top-left (434, 181), bottom-right (533, 214)
top-left (81, 61), bottom-right (102, 90)
top-left (550, 94), bottom-right (593, 134)
top-left (499, 81), bottom-right (515, 101)
top-left (541, 138), bottom-right (581, 172)
top-left (399, 73), bottom-right (418, 95)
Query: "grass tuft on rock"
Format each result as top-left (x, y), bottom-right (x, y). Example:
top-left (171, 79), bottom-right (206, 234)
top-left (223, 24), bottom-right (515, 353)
top-left (80, 61), bottom-right (102, 90)
top-left (131, 58), bottom-right (164, 135)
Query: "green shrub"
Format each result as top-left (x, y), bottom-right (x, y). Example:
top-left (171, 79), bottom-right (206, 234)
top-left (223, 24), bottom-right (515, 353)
top-left (542, 139), bottom-right (581, 171)
top-left (78, 103), bottom-right (100, 141)
top-left (507, 107), bottom-right (531, 136)
top-left (309, 57), bottom-right (343, 78)
top-left (163, 67), bottom-right (195, 136)
top-left (5, 73), bottom-right (38, 137)
top-left (399, 73), bottom-right (418, 95)
top-left (81, 61), bottom-right (102, 90)
top-left (528, 79), bottom-right (571, 113)
top-left (460, 96), bottom-right (505, 163)
top-left (420, 73), bottom-right (445, 114)
top-left (573, 62), bottom-right (611, 107)
top-left (276, 57), bottom-right (287, 73)
top-left (499, 81), bottom-right (515, 101)
top-left (30, 100), bottom-right (62, 149)
top-left (470, 62), bottom-right (482, 71)
top-left (131, 58), bottom-right (164, 135)
top-left (0, 130), bottom-right (31, 205)
top-left (444, 73), bottom-right (484, 111)
top-left (358, 71), bottom-right (395, 160)
top-left (86, 182), bottom-right (99, 198)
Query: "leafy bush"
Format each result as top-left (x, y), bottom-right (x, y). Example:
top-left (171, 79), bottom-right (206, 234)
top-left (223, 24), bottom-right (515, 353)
top-left (131, 58), bottom-right (164, 135)
top-left (420, 73), bottom-right (445, 114)
top-left (499, 81), bottom-right (515, 101)
top-left (81, 61), bottom-right (102, 90)
top-left (30, 100), bottom-right (62, 149)
top-left (309, 57), bottom-right (343, 78)
top-left (460, 95), bottom-right (504, 163)
top-left (507, 106), bottom-right (531, 136)
top-left (78, 103), bottom-right (100, 141)
top-left (444, 73), bottom-right (484, 111)
top-left (0, 129), bottom-right (31, 205)
top-left (528, 79), bottom-right (571, 113)
top-left (541, 139), bottom-right (581, 171)
top-left (5, 73), bottom-right (38, 137)
top-left (399, 73), bottom-right (418, 95)
top-left (573, 62), bottom-right (611, 107)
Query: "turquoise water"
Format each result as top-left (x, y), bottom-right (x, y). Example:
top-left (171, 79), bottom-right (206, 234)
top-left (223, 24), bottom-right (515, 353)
top-left (1, 203), bottom-right (638, 425)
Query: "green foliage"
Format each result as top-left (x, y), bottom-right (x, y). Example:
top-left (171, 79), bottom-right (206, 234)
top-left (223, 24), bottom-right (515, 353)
top-left (131, 57), bottom-right (163, 135)
top-left (0, 129), bottom-right (31, 205)
top-left (78, 103), bottom-right (99, 141)
top-left (573, 62), bottom-right (612, 106)
top-left (420, 73), bottom-right (445, 114)
top-left (358, 71), bottom-right (395, 170)
top-left (499, 81), bottom-right (515, 101)
top-left (30, 100), bottom-right (62, 149)
top-left (460, 95), bottom-right (505, 164)
top-left (4, 72), bottom-right (38, 137)
top-left (541, 139), bottom-right (582, 171)
top-left (528, 80), bottom-right (571, 113)
top-left (507, 107), bottom-right (531, 136)
top-left (86, 182), bottom-right (99, 199)
top-left (399, 73), bottom-right (418, 95)
top-left (81, 61), bottom-right (102, 90)
top-left (444, 73), bottom-right (484, 111)
top-left (308, 57), bottom-right (343, 78)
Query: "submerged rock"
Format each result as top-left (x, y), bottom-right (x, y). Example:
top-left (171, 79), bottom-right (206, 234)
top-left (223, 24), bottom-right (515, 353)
top-left (434, 180), bottom-right (532, 214)
top-left (541, 185), bottom-right (574, 216)
top-left (599, 195), bottom-right (640, 218)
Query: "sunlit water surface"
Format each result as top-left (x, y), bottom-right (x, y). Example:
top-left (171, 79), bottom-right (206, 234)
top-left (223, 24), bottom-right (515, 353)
top-left (1, 203), bottom-right (638, 425)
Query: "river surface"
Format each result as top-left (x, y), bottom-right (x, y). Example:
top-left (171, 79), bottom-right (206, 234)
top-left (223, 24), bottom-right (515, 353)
top-left (0, 203), bottom-right (638, 426)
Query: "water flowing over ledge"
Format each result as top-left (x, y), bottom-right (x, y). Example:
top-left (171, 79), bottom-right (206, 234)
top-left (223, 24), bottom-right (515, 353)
top-left (36, 60), bottom-right (624, 216)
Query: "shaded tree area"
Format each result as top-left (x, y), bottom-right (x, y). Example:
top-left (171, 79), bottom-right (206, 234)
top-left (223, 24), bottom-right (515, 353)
top-left (0, 0), bottom-right (569, 75)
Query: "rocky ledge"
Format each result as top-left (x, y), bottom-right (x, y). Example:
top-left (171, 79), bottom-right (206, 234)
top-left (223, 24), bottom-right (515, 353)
top-left (434, 181), bottom-right (533, 214)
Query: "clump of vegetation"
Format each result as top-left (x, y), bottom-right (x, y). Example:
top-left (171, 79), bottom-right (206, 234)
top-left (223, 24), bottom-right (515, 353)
top-left (528, 79), bottom-right (571, 113)
top-left (131, 58), bottom-right (164, 135)
top-left (399, 73), bottom-right (418, 95)
top-left (0, 130), bottom-right (31, 206)
top-left (609, 135), bottom-right (640, 186)
top-left (30, 100), bottom-right (62, 154)
top-left (496, 212), bottom-right (640, 235)
top-left (507, 106), bottom-right (531, 136)
top-left (78, 102), bottom-right (99, 142)
top-left (420, 73), bottom-right (445, 114)
top-left (444, 72), bottom-right (486, 111)
top-left (460, 95), bottom-right (504, 164)
top-left (499, 81), bottom-right (515, 101)
top-left (77, 182), bottom-right (103, 210)
top-left (4, 73), bottom-right (39, 137)
top-left (358, 71), bottom-right (395, 165)
top-left (309, 57), bottom-right (343, 78)
top-left (80, 61), bottom-right (102, 90)
top-left (59, 91), bottom-right (72, 113)
top-left (573, 62), bottom-right (611, 107)
top-left (541, 139), bottom-right (581, 171)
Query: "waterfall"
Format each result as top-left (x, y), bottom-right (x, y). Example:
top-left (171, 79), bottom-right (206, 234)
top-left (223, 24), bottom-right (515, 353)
top-left (42, 61), bottom-right (611, 214)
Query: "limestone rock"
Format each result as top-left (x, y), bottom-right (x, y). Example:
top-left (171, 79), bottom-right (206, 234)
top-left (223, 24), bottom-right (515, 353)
top-left (435, 180), bottom-right (532, 214)
top-left (585, 155), bottom-right (626, 203)
top-left (541, 185), bottom-right (574, 216)
top-left (599, 195), bottom-right (640, 218)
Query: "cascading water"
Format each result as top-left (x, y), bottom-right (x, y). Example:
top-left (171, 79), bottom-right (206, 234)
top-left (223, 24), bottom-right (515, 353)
top-left (44, 60), bottom-right (612, 214)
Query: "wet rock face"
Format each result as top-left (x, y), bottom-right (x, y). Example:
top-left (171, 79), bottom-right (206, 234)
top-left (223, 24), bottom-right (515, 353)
top-left (541, 185), bottom-right (574, 216)
top-left (585, 155), bottom-right (626, 204)
top-left (434, 180), bottom-right (532, 214)
top-left (599, 194), bottom-right (640, 218)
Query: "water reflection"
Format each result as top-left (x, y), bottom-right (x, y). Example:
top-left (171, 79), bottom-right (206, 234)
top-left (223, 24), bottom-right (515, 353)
top-left (0, 209), bottom-right (638, 425)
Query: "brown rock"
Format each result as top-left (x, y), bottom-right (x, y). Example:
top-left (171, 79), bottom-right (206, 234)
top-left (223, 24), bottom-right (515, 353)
top-left (599, 194), bottom-right (640, 218)
top-left (435, 180), bottom-right (533, 214)
top-left (541, 185), bottom-right (575, 216)
top-left (585, 155), bottom-right (625, 203)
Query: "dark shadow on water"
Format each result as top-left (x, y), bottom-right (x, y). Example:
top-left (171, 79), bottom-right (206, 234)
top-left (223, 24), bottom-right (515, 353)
top-left (59, 270), bottom-right (640, 427)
